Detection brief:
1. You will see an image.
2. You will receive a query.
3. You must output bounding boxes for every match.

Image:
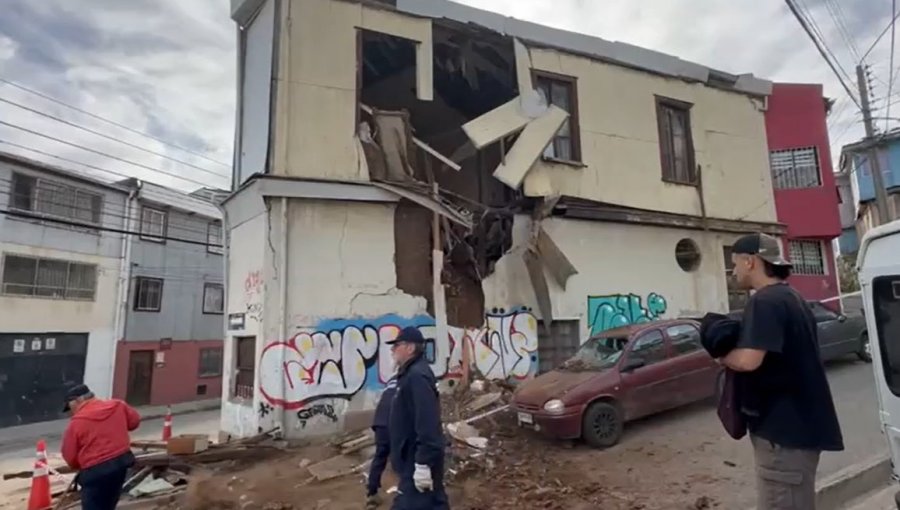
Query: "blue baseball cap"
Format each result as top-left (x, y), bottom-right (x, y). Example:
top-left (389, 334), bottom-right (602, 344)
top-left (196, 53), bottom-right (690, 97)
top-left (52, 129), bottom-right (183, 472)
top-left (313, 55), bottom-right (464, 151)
top-left (385, 326), bottom-right (426, 345)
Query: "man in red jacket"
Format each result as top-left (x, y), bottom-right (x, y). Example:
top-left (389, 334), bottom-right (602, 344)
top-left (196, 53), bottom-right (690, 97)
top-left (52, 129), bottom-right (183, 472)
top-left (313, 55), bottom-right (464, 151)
top-left (61, 384), bottom-right (141, 510)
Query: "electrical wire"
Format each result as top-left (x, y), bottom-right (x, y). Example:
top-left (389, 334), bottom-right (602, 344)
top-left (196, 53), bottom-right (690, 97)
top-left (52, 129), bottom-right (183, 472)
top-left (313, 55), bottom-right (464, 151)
top-left (861, 8), bottom-right (900, 63)
top-left (886, 0), bottom-right (897, 132)
top-left (0, 136), bottom-right (226, 190)
top-left (0, 96), bottom-right (230, 180)
top-left (0, 78), bottom-right (230, 168)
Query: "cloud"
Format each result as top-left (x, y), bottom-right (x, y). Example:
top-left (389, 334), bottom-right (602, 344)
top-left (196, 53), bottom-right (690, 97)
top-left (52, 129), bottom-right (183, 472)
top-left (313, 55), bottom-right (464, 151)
top-left (0, 0), bottom-right (893, 194)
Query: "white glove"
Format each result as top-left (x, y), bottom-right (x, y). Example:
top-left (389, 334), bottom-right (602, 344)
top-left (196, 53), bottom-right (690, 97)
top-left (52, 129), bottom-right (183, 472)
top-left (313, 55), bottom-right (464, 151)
top-left (413, 463), bottom-right (433, 492)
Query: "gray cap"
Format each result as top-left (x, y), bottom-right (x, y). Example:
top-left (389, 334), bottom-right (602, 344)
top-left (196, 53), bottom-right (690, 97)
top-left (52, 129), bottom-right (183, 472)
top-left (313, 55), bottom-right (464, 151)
top-left (732, 233), bottom-right (792, 267)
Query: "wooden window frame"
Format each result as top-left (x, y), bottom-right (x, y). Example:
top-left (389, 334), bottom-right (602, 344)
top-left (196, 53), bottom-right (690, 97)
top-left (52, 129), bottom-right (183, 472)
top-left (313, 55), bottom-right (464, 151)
top-left (133, 277), bottom-right (164, 312)
top-left (532, 70), bottom-right (582, 164)
top-left (655, 95), bottom-right (697, 186)
top-left (202, 282), bottom-right (225, 315)
top-left (139, 206), bottom-right (168, 243)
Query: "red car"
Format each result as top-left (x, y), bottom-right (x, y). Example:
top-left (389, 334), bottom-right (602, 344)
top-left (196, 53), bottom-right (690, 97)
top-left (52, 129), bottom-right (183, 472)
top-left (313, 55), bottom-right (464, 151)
top-left (512, 319), bottom-right (721, 448)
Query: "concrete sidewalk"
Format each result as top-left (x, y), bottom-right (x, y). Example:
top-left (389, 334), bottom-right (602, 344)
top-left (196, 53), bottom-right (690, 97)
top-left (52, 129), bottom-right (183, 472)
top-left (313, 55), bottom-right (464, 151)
top-left (0, 398), bottom-right (219, 453)
top-left (847, 484), bottom-right (899, 510)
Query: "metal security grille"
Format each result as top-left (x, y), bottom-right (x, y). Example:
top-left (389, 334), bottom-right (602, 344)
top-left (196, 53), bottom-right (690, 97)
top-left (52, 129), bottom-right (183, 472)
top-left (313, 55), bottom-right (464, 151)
top-left (1, 254), bottom-right (97, 300)
top-left (770, 147), bottom-right (821, 189)
top-left (788, 240), bottom-right (825, 275)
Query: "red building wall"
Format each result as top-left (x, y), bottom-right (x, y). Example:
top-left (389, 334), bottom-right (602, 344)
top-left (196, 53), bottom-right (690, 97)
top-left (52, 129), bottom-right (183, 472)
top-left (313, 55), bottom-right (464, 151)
top-left (764, 83), bottom-right (842, 307)
top-left (112, 340), bottom-right (223, 406)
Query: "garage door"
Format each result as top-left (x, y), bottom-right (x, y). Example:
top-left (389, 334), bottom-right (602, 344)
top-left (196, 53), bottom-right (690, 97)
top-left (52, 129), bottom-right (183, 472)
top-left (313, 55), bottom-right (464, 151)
top-left (0, 333), bottom-right (88, 428)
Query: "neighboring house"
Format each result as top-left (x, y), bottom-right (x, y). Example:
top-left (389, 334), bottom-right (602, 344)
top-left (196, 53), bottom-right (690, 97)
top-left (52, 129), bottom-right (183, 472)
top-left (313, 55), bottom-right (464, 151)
top-left (835, 168), bottom-right (859, 255)
top-left (220, 0), bottom-right (780, 439)
top-left (763, 83), bottom-right (842, 309)
top-left (111, 180), bottom-right (226, 407)
top-left (0, 152), bottom-right (129, 428)
top-left (842, 130), bottom-right (900, 240)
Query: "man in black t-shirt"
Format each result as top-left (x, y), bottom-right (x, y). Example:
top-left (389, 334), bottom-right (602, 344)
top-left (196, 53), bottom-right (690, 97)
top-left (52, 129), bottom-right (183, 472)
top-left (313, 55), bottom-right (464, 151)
top-left (723, 233), bottom-right (843, 509)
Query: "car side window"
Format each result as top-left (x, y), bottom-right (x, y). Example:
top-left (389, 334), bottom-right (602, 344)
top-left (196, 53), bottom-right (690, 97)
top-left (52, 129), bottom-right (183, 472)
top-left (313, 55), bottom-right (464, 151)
top-left (666, 324), bottom-right (702, 355)
top-left (630, 330), bottom-right (667, 364)
top-left (810, 302), bottom-right (838, 322)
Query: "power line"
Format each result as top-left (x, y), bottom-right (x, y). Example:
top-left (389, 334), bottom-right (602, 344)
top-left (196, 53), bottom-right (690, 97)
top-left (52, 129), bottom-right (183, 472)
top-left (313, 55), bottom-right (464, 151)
top-left (0, 78), bottom-right (230, 168)
top-left (0, 130), bottom-right (225, 189)
top-left (0, 96), bottom-right (230, 180)
top-left (822, 0), bottom-right (861, 61)
top-left (887, 0), bottom-right (898, 132)
top-left (0, 207), bottom-right (223, 248)
top-left (785, 0), bottom-right (862, 109)
top-left (861, 8), bottom-right (900, 62)
top-left (795, 0), bottom-right (857, 86)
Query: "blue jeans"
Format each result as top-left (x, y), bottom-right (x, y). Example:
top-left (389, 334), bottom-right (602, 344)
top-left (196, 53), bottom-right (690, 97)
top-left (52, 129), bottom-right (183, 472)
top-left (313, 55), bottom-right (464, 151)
top-left (78, 452), bottom-right (133, 510)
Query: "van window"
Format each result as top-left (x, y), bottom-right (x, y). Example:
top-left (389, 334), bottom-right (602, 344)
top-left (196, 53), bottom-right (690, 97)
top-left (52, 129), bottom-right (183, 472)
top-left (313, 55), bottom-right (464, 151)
top-left (874, 276), bottom-right (900, 396)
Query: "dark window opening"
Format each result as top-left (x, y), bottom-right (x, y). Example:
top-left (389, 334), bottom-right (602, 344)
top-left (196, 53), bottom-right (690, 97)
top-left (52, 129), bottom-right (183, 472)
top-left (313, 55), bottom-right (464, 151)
top-left (134, 277), bottom-right (163, 312)
top-left (199, 347), bottom-right (223, 377)
top-left (656, 96), bottom-right (696, 185)
top-left (534, 71), bottom-right (581, 163)
top-left (676, 238), bottom-right (701, 272)
top-left (874, 276), bottom-right (900, 396)
top-left (202, 283), bottom-right (224, 314)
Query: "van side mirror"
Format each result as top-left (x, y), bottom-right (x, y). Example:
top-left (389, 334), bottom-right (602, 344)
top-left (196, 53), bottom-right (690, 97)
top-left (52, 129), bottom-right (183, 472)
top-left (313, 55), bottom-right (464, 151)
top-left (621, 357), bottom-right (645, 372)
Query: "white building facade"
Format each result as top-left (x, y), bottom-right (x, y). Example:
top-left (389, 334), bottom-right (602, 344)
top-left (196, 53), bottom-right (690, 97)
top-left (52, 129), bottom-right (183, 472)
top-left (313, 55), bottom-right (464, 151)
top-left (221, 0), bottom-right (783, 439)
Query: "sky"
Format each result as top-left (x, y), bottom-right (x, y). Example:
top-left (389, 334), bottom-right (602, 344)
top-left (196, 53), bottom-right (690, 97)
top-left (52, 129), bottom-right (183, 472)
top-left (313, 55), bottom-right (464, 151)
top-left (0, 0), bottom-right (896, 192)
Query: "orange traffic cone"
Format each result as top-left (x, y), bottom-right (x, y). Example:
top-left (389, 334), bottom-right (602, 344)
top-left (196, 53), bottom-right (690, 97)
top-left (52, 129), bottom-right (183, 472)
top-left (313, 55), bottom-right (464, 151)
top-left (161, 406), bottom-right (172, 441)
top-left (27, 439), bottom-right (52, 510)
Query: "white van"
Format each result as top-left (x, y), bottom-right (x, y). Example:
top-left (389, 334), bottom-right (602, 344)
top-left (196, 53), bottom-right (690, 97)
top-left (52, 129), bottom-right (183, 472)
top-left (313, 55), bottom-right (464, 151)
top-left (857, 219), bottom-right (900, 505)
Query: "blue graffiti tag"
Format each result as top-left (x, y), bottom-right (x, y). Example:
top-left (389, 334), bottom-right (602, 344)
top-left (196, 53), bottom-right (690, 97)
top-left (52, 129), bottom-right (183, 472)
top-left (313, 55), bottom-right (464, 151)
top-left (587, 293), bottom-right (668, 336)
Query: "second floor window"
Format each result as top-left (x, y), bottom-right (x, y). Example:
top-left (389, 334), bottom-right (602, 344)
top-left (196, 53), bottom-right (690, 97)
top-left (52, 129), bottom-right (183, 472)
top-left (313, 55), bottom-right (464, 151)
top-left (203, 283), bottom-right (224, 314)
top-left (140, 207), bottom-right (167, 242)
top-left (535, 72), bottom-right (581, 162)
top-left (10, 172), bottom-right (103, 225)
top-left (207, 222), bottom-right (223, 255)
top-left (134, 277), bottom-right (163, 311)
top-left (789, 240), bottom-right (826, 275)
top-left (656, 96), bottom-right (696, 185)
top-left (1, 254), bottom-right (97, 300)
top-left (770, 147), bottom-right (821, 189)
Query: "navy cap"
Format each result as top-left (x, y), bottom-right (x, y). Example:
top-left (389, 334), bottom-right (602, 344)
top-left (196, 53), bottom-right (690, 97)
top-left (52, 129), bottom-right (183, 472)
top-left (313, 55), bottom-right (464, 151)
top-left (385, 326), bottom-right (426, 345)
top-left (62, 384), bottom-right (91, 412)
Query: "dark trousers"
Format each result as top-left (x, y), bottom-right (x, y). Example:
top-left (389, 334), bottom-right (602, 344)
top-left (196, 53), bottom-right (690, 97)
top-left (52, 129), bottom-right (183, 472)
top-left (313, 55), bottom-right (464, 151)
top-left (367, 426), bottom-right (390, 496)
top-left (391, 460), bottom-right (449, 510)
top-left (78, 452), bottom-right (134, 510)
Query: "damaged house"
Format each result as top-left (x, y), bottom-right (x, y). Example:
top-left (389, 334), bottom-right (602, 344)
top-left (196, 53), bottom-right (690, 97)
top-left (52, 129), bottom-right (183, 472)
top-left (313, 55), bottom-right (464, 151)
top-left (220, 0), bottom-right (784, 438)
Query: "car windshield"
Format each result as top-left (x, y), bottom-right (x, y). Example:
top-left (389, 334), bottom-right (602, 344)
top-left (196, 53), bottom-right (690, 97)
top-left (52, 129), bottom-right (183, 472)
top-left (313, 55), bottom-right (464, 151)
top-left (559, 336), bottom-right (628, 371)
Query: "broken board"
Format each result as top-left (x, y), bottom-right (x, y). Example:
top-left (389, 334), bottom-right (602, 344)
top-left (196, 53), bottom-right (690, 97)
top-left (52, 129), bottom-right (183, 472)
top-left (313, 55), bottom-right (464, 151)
top-left (493, 105), bottom-right (568, 189)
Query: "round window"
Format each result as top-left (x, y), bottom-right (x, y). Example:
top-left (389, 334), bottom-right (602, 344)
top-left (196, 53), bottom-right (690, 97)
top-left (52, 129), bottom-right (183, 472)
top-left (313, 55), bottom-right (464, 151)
top-left (675, 238), bottom-right (701, 272)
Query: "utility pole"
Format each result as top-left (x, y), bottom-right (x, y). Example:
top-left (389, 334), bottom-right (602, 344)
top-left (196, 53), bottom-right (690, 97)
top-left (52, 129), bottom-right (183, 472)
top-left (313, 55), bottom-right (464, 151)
top-left (856, 64), bottom-right (892, 224)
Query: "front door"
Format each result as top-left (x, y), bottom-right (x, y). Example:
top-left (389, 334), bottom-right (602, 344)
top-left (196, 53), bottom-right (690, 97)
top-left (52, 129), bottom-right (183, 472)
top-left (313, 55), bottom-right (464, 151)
top-left (126, 350), bottom-right (154, 406)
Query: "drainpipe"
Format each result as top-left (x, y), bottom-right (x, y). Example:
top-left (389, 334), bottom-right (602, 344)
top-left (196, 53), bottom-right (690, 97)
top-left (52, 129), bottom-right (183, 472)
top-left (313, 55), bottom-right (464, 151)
top-left (109, 181), bottom-right (140, 398)
top-left (277, 196), bottom-right (288, 434)
top-left (218, 199), bottom-right (230, 434)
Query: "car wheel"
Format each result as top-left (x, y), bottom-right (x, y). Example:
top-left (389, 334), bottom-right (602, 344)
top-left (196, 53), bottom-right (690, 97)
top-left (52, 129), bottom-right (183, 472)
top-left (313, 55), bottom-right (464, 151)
top-left (858, 332), bottom-right (872, 363)
top-left (582, 401), bottom-right (623, 449)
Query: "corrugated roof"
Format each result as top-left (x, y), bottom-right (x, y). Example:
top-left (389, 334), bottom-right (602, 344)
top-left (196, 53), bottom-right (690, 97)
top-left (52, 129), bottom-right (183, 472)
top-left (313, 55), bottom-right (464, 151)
top-left (138, 181), bottom-right (223, 219)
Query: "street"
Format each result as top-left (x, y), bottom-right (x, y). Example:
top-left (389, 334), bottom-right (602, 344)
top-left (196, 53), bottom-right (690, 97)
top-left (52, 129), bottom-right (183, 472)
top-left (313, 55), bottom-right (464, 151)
top-left (0, 409), bottom-right (221, 509)
top-left (0, 359), bottom-right (882, 509)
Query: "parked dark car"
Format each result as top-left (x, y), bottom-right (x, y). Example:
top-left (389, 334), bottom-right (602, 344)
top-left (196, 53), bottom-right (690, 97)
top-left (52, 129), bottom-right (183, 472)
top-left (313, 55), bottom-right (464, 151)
top-left (807, 301), bottom-right (870, 362)
top-left (511, 319), bottom-right (721, 448)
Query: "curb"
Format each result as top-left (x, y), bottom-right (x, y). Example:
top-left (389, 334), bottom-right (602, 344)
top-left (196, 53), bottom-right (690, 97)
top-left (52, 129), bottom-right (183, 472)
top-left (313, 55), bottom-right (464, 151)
top-left (815, 454), bottom-right (892, 510)
top-left (747, 454), bottom-right (892, 510)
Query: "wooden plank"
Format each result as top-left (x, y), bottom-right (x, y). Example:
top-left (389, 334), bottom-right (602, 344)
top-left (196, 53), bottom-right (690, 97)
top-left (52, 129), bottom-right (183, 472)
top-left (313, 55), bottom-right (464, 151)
top-left (461, 97), bottom-right (530, 150)
top-left (535, 227), bottom-right (578, 289)
top-left (523, 248), bottom-right (553, 327)
top-left (493, 105), bottom-right (568, 189)
top-left (414, 138), bottom-right (461, 171)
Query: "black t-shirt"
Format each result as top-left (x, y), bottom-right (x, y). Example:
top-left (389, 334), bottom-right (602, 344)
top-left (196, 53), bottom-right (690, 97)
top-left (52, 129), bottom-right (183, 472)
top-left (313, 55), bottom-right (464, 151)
top-left (737, 282), bottom-right (844, 451)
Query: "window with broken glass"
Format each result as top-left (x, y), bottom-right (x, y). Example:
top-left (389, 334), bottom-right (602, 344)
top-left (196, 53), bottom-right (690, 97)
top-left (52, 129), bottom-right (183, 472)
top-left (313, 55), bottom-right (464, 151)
top-left (770, 147), bottom-right (821, 189)
top-left (535, 72), bottom-right (581, 162)
top-left (656, 97), bottom-right (696, 185)
top-left (10, 172), bottom-right (103, 225)
top-left (1, 254), bottom-right (97, 300)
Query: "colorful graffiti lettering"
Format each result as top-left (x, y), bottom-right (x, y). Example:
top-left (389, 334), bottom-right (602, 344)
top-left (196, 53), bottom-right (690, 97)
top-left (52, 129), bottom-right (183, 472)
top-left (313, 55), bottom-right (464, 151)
top-left (297, 404), bottom-right (338, 428)
top-left (587, 293), bottom-right (667, 336)
top-left (258, 308), bottom-right (538, 409)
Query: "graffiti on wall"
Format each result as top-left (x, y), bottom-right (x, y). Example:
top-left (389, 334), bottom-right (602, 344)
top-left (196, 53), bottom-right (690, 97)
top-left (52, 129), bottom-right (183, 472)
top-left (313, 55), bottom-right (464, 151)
top-left (258, 308), bottom-right (538, 409)
top-left (297, 403), bottom-right (338, 428)
top-left (244, 270), bottom-right (264, 322)
top-left (587, 293), bottom-right (667, 336)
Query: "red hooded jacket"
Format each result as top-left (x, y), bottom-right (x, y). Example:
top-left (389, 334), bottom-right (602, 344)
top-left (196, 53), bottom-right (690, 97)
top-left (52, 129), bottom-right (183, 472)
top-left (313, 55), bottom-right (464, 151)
top-left (61, 399), bottom-right (141, 470)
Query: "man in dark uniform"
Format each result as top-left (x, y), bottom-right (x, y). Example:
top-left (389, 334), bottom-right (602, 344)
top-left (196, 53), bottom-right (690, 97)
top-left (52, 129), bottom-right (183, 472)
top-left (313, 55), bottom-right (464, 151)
top-left (366, 373), bottom-right (397, 509)
top-left (385, 326), bottom-right (449, 510)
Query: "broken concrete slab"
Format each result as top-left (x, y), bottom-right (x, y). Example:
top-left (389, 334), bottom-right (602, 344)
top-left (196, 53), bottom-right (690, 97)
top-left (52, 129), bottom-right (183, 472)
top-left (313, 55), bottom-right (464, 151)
top-left (466, 392), bottom-right (502, 413)
top-left (128, 476), bottom-right (175, 498)
top-left (492, 105), bottom-right (567, 189)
